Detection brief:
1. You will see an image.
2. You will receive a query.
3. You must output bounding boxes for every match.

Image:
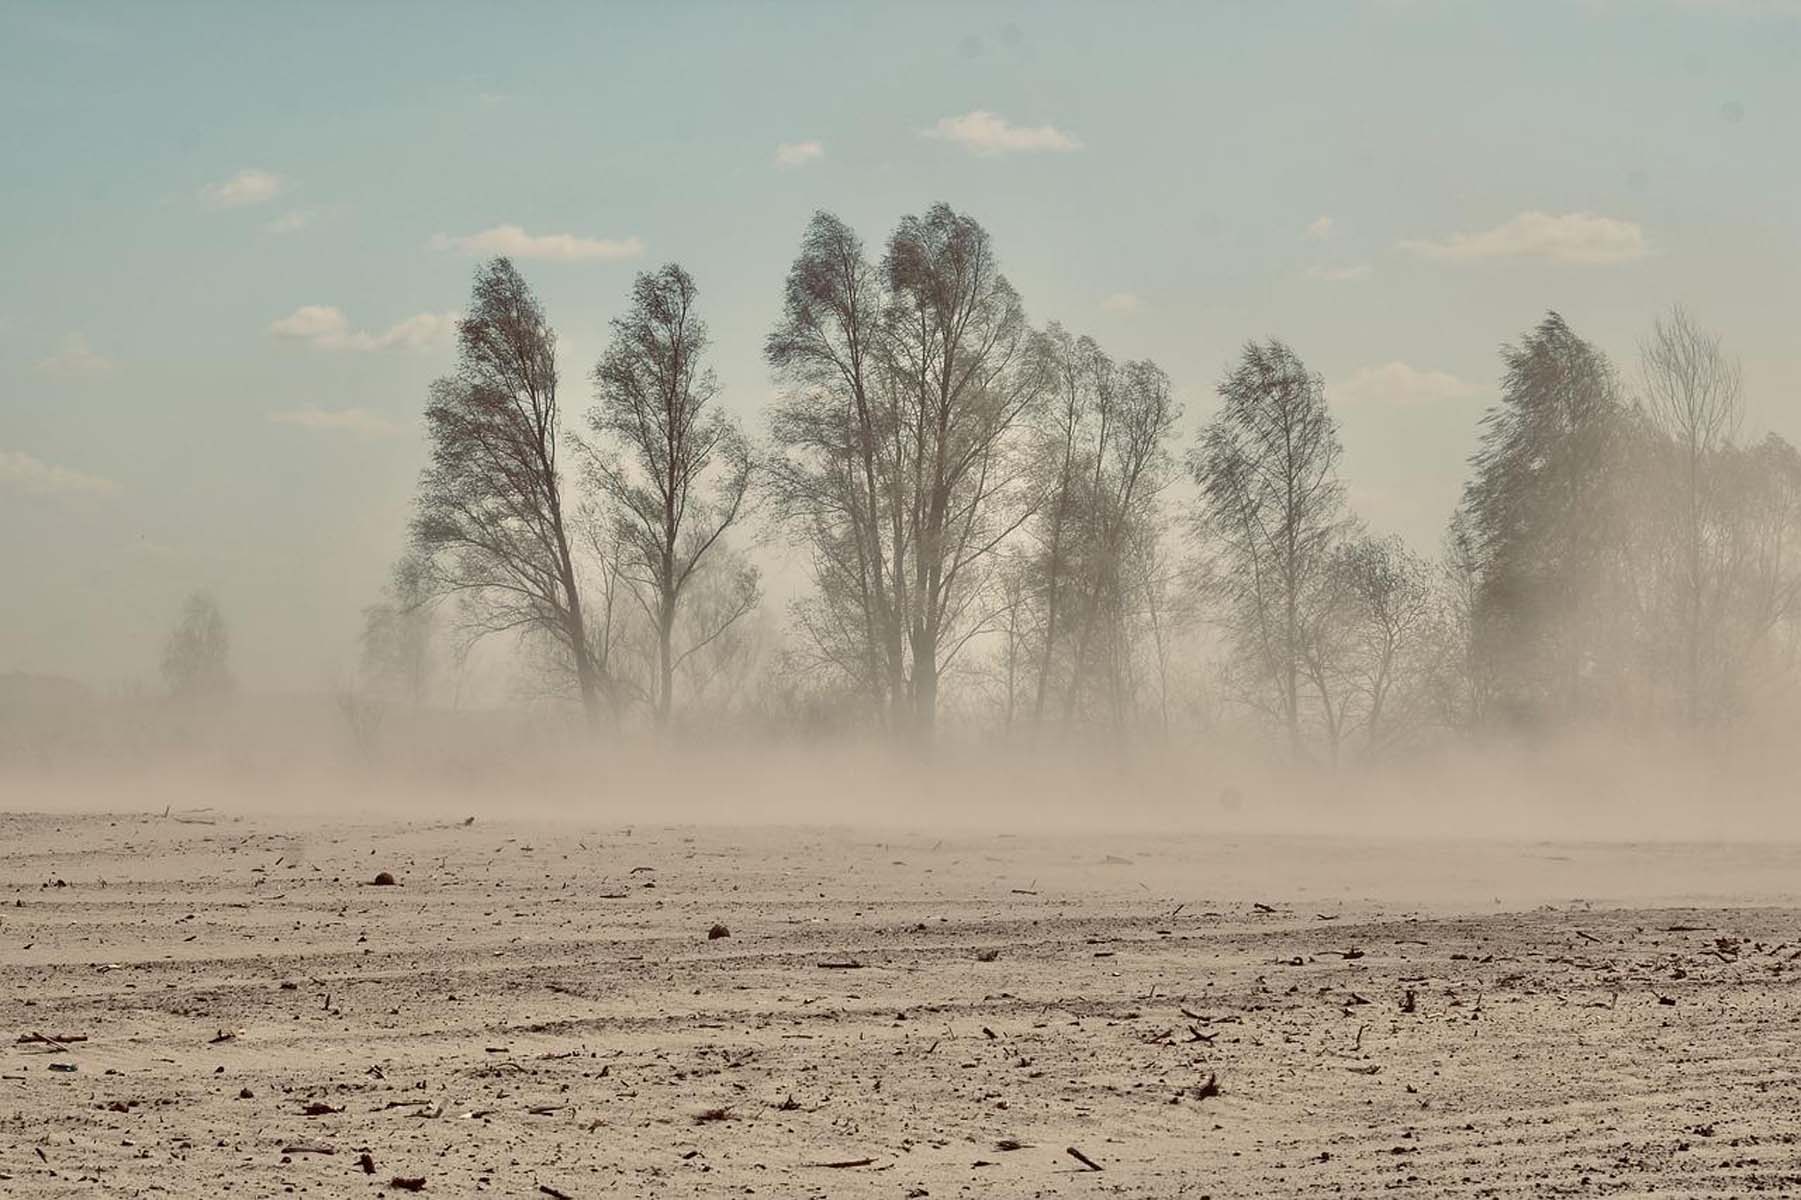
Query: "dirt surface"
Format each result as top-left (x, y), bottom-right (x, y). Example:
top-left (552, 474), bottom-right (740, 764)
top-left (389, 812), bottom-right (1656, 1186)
top-left (3, 809), bottom-right (1801, 1197)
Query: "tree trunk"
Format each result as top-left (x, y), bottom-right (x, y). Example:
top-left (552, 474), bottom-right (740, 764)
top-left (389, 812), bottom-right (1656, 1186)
top-left (656, 594), bottom-right (676, 728)
top-left (910, 618), bottom-right (937, 745)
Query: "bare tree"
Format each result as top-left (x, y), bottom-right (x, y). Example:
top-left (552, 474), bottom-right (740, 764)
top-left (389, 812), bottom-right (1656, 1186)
top-left (1316, 534), bottom-right (1439, 757)
top-left (1639, 305), bottom-right (1743, 723)
top-left (584, 263), bottom-right (756, 727)
top-left (1026, 325), bottom-right (1102, 724)
top-left (411, 258), bottom-right (603, 725)
top-left (1189, 340), bottom-right (1348, 755)
top-left (161, 589), bottom-right (232, 702)
top-left (359, 553), bottom-right (435, 706)
top-left (767, 205), bottom-right (1047, 741)
top-left (1060, 355), bottom-right (1180, 729)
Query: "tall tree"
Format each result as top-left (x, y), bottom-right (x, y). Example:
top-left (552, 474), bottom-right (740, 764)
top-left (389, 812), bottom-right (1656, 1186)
top-left (1026, 325), bottom-right (1103, 725)
top-left (1189, 340), bottom-right (1348, 755)
top-left (767, 205), bottom-right (1046, 740)
top-left (161, 589), bottom-right (232, 701)
top-left (1638, 305), bottom-right (1743, 723)
top-left (1061, 355), bottom-right (1179, 729)
top-left (584, 263), bottom-right (756, 727)
top-left (411, 258), bottom-right (603, 724)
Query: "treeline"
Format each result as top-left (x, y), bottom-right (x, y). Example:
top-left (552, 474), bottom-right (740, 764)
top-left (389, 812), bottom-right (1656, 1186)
top-left (357, 203), bottom-right (1801, 762)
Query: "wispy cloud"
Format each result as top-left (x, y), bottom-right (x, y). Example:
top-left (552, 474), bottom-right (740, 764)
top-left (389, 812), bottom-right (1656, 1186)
top-left (0, 448), bottom-right (118, 497)
top-left (1304, 215), bottom-right (1334, 240)
top-left (1334, 362), bottom-right (1478, 407)
top-left (431, 224), bottom-right (644, 262)
top-left (264, 208), bottom-right (313, 234)
top-left (774, 140), bottom-right (825, 168)
top-left (1307, 263), bottom-right (1372, 282)
top-left (269, 306), bottom-right (459, 352)
top-left (201, 168), bottom-right (283, 209)
top-left (1401, 211), bottom-right (1648, 264)
top-left (36, 334), bottom-right (113, 378)
top-left (923, 110), bottom-right (1083, 155)
top-left (268, 407), bottom-right (405, 437)
top-left (1100, 291), bottom-right (1143, 314)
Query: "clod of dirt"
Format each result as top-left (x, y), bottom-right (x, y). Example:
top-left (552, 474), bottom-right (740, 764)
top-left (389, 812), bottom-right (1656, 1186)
top-left (371, 872), bottom-right (399, 887)
top-left (693, 1106), bottom-right (735, 1124)
top-left (708, 923), bottom-right (730, 940)
top-left (389, 1177), bottom-right (426, 1192)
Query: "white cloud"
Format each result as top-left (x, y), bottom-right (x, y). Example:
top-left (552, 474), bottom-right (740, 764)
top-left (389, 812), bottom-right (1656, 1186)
top-left (201, 168), bottom-right (283, 209)
top-left (431, 224), bottom-right (644, 262)
top-left (1334, 362), bottom-right (1478, 407)
top-left (269, 306), bottom-right (459, 352)
top-left (1100, 291), bottom-right (1142, 314)
top-left (774, 140), bottom-right (825, 168)
top-left (1307, 263), bottom-right (1372, 282)
top-left (264, 208), bottom-right (313, 234)
top-left (1401, 211), bottom-right (1647, 264)
top-left (268, 407), bottom-right (404, 437)
top-left (36, 334), bottom-right (113, 378)
top-left (1304, 215), bottom-right (1334, 240)
top-left (923, 110), bottom-right (1083, 155)
top-left (0, 449), bottom-right (118, 497)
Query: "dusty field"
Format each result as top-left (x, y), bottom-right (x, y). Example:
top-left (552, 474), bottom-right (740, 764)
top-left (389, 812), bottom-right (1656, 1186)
top-left (3, 808), bottom-right (1801, 1197)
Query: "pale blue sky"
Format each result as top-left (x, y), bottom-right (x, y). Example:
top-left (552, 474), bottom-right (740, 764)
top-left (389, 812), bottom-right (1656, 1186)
top-left (4, 0), bottom-right (1798, 688)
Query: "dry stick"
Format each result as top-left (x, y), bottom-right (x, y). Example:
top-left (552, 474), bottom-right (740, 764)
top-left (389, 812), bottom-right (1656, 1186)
top-left (1066, 1146), bottom-right (1104, 1172)
top-left (806, 1158), bottom-right (876, 1169)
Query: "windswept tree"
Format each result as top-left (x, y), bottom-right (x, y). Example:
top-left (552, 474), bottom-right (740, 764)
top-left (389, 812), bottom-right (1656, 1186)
top-left (161, 589), bottom-right (233, 702)
top-left (1189, 340), bottom-right (1349, 754)
top-left (767, 205), bottom-right (1047, 740)
top-left (1462, 312), bottom-right (1631, 724)
top-left (766, 212), bottom-right (905, 721)
top-left (411, 258), bottom-right (603, 725)
top-left (584, 264), bottom-right (756, 727)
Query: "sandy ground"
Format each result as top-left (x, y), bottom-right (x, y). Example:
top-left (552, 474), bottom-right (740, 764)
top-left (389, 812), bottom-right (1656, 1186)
top-left (3, 808), bottom-right (1801, 1197)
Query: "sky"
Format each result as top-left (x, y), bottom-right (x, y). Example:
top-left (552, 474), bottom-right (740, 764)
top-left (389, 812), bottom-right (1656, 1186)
top-left (3, 0), bottom-right (1799, 690)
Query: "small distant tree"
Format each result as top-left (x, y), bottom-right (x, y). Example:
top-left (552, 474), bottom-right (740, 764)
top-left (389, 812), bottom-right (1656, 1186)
top-left (583, 264), bottom-right (757, 727)
top-left (359, 554), bottom-right (435, 706)
top-left (1315, 534), bottom-right (1440, 757)
top-left (161, 590), bottom-right (232, 701)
